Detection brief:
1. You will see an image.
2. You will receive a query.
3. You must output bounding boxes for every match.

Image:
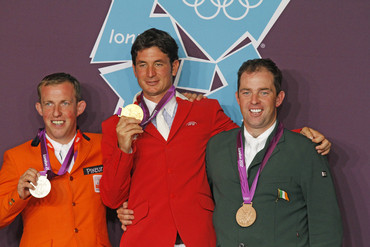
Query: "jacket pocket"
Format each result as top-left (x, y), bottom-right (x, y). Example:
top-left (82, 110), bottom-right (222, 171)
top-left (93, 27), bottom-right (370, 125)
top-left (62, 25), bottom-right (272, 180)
top-left (131, 200), bottom-right (149, 226)
top-left (198, 193), bottom-right (215, 212)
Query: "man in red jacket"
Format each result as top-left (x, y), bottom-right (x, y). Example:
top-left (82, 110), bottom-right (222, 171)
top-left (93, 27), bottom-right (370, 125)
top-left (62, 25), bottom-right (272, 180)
top-left (100, 28), bottom-right (330, 247)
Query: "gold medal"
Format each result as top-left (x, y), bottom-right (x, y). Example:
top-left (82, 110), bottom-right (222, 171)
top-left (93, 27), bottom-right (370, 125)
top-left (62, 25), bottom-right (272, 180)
top-left (119, 104), bottom-right (144, 121)
top-left (236, 203), bottom-right (257, 227)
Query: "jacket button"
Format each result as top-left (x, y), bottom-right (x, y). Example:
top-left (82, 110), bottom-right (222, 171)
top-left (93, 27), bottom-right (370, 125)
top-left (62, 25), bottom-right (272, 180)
top-left (74, 228), bottom-right (78, 233)
top-left (239, 243), bottom-right (245, 247)
top-left (70, 176), bottom-right (74, 181)
top-left (72, 202), bottom-right (76, 206)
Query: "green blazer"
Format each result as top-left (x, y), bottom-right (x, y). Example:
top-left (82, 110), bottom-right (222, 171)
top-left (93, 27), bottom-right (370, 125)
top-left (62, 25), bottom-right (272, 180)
top-left (206, 122), bottom-right (342, 247)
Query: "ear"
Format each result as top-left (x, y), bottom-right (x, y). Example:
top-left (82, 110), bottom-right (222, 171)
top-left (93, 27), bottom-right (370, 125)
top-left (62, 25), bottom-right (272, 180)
top-left (76, 100), bottom-right (87, 117)
top-left (35, 102), bottom-right (43, 117)
top-left (235, 91), bottom-right (241, 106)
top-left (275, 91), bottom-right (285, 108)
top-left (171, 60), bottom-right (180, 77)
top-left (132, 64), bottom-right (138, 78)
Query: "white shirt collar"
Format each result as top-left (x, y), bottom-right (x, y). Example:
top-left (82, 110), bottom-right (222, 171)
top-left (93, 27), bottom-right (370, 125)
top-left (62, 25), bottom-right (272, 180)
top-left (243, 121), bottom-right (277, 169)
top-left (244, 121), bottom-right (277, 145)
top-left (45, 133), bottom-right (76, 152)
top-left (142, 92), bottom-right (181, 117)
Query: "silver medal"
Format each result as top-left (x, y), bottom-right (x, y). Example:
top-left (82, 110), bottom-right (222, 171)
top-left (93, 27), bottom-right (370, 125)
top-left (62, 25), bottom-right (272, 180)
top-left (30, 175), bottom-right (51, 198)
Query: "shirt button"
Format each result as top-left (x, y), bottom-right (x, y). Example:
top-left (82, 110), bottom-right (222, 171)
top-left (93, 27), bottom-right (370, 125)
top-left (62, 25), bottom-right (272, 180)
top-left (239, 243), bottom-right (245, 247)
top-left (74, 228), bottom-right (78, 233)
top-left (70, 176), bottom-right (74, 181)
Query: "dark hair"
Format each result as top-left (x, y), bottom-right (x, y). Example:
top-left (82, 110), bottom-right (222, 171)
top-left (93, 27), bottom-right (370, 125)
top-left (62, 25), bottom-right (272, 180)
top-left (37, 72), bottom-right (82, 102)
top-left (131, 28), bottom-right (179, 65)
top-left (237, 58), bottom-right (282, 94)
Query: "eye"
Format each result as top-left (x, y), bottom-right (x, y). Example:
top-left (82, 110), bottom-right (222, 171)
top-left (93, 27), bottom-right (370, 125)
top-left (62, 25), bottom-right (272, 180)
top-left (260, 91), bottom-right (270, 96)
top-left (62, 101), bottom-right (71, 106)
top-left (44, 102), bottom-right (53, 107)
top-left (154, 62), bottom-right (163, 67)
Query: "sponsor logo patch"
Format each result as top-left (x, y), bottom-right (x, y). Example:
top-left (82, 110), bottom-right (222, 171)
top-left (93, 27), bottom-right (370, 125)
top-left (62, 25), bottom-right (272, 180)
top-left (83, 165), bottom-right (103, 175)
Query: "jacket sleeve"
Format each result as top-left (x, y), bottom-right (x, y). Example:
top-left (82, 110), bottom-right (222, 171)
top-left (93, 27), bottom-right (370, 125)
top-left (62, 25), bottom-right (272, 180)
top-left (208, 99), bottom-right (239, 137)
top-left (99, 116), bottom-right (134, 209)
top-left (301, 146), bottom-right (343, 246)
top-left (0, 150), bottom-right (29, 228)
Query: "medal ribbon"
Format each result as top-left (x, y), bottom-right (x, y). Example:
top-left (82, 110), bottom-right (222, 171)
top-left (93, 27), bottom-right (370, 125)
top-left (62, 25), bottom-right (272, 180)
top-left (115, 86), bottom-right (176, 130)
top-left (139, 85), bottom-right (176, 129)
top-left (237, 122), bottom-right (284, 204)
top-left (37, 129), bottom-right (81, 179)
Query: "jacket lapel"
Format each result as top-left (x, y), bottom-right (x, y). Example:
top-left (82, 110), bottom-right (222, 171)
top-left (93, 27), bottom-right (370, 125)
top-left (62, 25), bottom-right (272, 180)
top-left (167, 98), bottom-right (192, 141)
top-left (70, 136), bottom-right (92, 174)
top-left (247, 122), bottom-right (285, 181)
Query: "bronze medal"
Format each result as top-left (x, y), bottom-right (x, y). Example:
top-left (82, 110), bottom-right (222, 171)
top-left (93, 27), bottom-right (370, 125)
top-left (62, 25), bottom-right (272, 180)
top-left (236, 203), bottom-right (257, 227)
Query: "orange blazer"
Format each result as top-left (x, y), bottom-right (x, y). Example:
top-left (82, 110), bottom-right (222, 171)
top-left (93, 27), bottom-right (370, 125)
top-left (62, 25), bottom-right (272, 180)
top-left (100, 97), bottom-right (238, 247)
top-left (0, 132), bottom-right (111, 247)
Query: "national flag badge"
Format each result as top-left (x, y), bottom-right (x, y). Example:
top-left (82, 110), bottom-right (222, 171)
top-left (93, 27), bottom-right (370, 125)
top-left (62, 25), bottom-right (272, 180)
top-left (277, 188), bottom-right (290, 201)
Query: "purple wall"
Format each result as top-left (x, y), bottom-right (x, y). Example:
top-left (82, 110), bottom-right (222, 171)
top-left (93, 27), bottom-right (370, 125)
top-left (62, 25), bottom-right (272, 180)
top-left (0, 1), bottom-right (369, 246)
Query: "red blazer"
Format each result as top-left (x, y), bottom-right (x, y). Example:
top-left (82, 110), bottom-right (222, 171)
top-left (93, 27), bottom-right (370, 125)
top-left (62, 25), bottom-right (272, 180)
top-left (100, 97), bottom-right (238, 247)
top-left (0, 132), bottom-right (110, 247)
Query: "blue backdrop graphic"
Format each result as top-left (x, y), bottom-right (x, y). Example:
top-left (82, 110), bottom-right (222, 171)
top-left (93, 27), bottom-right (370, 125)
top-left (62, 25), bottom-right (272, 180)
top-left (90, 0), bottom-right (290, 125)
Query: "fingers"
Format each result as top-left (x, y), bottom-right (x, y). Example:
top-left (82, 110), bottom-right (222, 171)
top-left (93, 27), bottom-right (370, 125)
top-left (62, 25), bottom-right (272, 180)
top-left (300, 127), bottom-right (331, 155)
top-left (117, 201), bottom-right (134, 231)
top-left (316, 139), bottom-right (332, 155)
top-left (116, 117), bottom-right (143, 153)
top-left (300, 127), bottom-right (313, 140)
top-left (182, 92), bottom-right (206, 102)
top-left (17, 168), bottom-right (39, 200)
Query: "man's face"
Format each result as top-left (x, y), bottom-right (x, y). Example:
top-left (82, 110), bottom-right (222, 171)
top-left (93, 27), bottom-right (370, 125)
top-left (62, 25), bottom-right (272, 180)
top-left (133, 46), bottom-right (179, 103)
top-left (236, 68), bottom-right (285, 137)
top-left (35, 82), bottom-right (86, 144)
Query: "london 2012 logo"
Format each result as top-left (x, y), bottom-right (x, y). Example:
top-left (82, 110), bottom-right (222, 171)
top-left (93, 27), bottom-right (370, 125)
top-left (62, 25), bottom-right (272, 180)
top-left (90, 0), bottom-right (290, 124)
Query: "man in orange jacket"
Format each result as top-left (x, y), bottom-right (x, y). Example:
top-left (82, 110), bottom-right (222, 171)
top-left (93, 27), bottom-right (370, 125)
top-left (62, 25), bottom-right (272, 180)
top-left (0, 73), bottom-right (111, 246)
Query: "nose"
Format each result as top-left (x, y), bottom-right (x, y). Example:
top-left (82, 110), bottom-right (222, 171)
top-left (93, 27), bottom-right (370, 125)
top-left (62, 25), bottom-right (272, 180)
top-left (251, 93), bottom-right (260, 104)
top-left (147, 65), bottom-right (156, 77)
top-left (52, 105), bottom-right (62, 117)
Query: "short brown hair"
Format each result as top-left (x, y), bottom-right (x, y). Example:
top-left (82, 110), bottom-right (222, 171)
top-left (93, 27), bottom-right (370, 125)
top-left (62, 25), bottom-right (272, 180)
top-left (37, 73), bottom-right (82, 102)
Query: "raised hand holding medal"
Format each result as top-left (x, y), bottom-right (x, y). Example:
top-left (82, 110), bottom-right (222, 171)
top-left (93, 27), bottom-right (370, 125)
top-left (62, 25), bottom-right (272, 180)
top-left (117, 104), bottom-right (144, 121)
top-left (30, 174), bottom-right (51, 198)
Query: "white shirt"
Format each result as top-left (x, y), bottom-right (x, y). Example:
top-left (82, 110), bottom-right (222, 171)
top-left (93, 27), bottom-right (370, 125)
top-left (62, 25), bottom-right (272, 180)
top-left (142, 92), bottom-right (185, 129)
top-left (45, 133), bottom-right (76, 173)
top-left (243, 121), bottom-right (277, 171)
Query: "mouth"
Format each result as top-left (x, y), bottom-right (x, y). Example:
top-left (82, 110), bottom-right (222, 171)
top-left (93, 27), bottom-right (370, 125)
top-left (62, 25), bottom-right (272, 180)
top-left (51, 120), bottom-right (65, 126)
top-left (250, 109), bottom-right (262, 113)
top-left (145, 80), bottom-right (159, 86)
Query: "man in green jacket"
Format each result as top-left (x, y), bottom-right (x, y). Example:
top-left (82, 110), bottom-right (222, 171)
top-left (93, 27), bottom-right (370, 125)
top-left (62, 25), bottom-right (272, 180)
top-left (206, 58), bottom-right (342, 247)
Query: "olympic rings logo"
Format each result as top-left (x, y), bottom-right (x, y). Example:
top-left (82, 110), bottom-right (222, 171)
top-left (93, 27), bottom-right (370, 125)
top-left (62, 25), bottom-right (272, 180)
top-left (182, 0), bottom-right (263, 21)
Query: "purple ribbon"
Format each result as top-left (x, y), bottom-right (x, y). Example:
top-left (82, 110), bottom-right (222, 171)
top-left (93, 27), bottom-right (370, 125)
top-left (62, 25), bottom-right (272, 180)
top-left (139, 85), bottom-right (176, 129)
top-left (237, 122), bottom-right (284, 204)
top-left (115, 85), bottom-right (176, 130)
top-left (38, 129), bottom-right (76, 180)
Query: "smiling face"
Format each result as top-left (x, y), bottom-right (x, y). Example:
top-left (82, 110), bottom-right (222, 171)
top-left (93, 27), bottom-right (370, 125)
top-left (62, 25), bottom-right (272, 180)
top-left (35, 82), bottom-right (86, 144)
top-left (236, 68), bottom-right (285, 137)
top-left (132, 46), bottom-right (179, 103)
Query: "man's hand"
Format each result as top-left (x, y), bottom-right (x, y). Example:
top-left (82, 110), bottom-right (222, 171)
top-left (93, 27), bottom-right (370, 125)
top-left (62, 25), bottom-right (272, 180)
top-left (117, 201), bottom-right (134, 231)
top-left (300, 127), bottom-right (332, 155)
top-left (182, 92), bottom-right (207, 102)
top-left (116, 116), bottom-right (143, 153)
top-left (17, 168), bottom-right (39, 200)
